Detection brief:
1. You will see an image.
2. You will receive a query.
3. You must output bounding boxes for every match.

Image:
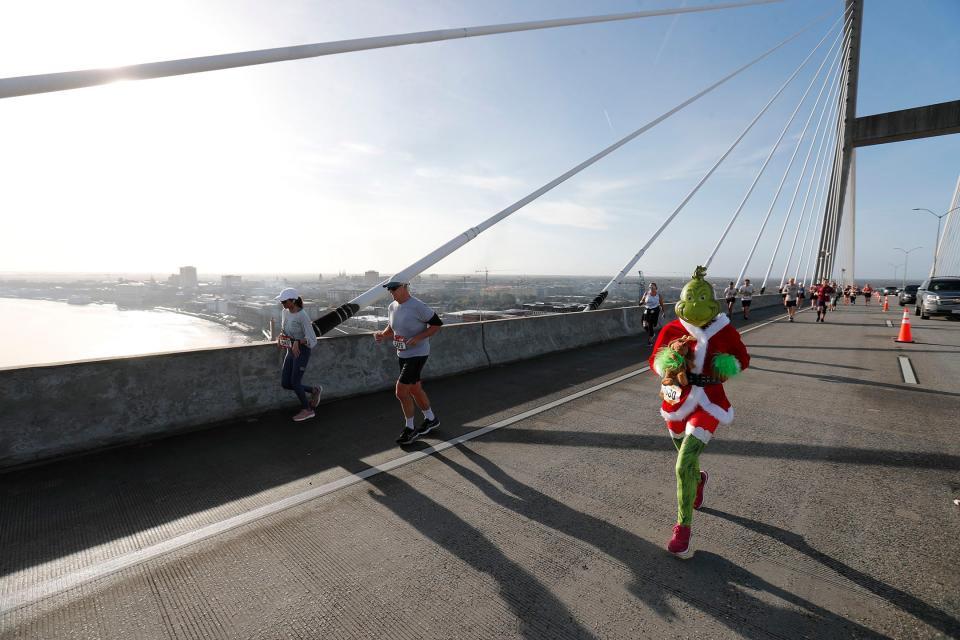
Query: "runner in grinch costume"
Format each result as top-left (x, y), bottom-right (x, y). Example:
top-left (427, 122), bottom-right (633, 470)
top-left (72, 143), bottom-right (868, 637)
top-left (649, 266), bottom-right (750, 559)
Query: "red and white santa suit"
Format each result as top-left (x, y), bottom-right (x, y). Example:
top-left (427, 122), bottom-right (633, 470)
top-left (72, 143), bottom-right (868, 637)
top-left (648, 313), bottom-right (750, 444)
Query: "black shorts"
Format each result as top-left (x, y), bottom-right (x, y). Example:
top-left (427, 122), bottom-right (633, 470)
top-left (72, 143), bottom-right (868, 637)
top-left (726, 297), bottom-right (736, 305)
top-left (786, 300), bottom-right (797, 308)
top-left (397, 355), bottom-right (429, 384)
top-left (741, 300), bottom-right (751, 307)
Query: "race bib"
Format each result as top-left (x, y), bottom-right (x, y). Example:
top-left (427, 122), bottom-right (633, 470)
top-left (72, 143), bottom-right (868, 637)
top-left (278, 336), bottom-right (292, 349)
top-left (660, 383), bottom-right (683, 405)
top-left (393, 336), bottom-right (407, 351)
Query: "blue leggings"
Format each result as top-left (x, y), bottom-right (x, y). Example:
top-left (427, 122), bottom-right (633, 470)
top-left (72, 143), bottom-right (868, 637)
top-left (281, 347), bottom-right (314, 409)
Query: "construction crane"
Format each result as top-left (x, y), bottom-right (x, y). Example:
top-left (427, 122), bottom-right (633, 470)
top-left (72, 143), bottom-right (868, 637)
top-left (475, 268), bottom-right (512, 285)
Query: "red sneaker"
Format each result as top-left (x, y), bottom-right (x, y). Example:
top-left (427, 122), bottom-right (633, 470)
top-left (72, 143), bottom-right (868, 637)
top-left (694, 470), bottom-right (708, 510)
top-left (667, 524), bottom-right (693, 559)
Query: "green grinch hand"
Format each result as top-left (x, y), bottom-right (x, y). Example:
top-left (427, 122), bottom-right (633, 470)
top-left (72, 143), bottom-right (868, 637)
top-left (712, 353), bottom-right (741, 381)
top-left (675, 265), bottom-right (720, 327)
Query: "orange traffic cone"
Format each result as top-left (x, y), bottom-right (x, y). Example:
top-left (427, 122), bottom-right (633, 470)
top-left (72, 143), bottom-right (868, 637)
top-left (882, 295), bottom-right (889, 312)
top-left (895, 307), bottom-right (914, 343)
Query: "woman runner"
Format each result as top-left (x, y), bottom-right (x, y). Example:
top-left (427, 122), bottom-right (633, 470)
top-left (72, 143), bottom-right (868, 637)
top-left (275, 287), bottom-right (323, 422)
top-left (640, 283), bottom-right (665, 345)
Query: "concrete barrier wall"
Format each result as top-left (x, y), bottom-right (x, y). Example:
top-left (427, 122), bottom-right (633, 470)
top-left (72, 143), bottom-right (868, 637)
top-left (0, 296), bottom-right (784, 469)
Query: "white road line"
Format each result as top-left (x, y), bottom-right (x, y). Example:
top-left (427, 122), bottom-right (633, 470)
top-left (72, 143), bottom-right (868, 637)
top-left (1, 311), bottom-right (790, 615)
top-left (898, 356), bottom-right (918, 385)
top-left (885, 320), bottom-right (893, 328)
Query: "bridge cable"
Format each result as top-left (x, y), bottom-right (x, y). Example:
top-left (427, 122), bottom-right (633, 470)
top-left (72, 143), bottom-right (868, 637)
top-left (754, 28), bottom-right (849, 292)
top-left (703, 11), bottom-right (851, 270)
top-left (778, 68), bottom-right (845, 288)
top-left (802, 128), bottom-right (843, 284)
top-left (796, 69), bottom-right (846, 284)
top-left (741, 27), bottom-right (850, 293)
top-left (816, 48), bottom-right (852, 282)
top-left (0, 0), bottom-right (783, 100)
top-left (779, 32), bottom-right (849, 288)
top-left (586, 13), bottom-right (839, 310)
top-left (934, 174), bottom-right (960, 277)
top-left (311, 10), bottom-right (831, 333)
top-left (806, 84), bottom-right (848, 285)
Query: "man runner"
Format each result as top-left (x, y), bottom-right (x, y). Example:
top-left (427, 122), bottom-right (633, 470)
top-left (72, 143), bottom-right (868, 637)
top-left (737, 279), bottom-right (754, 320)
top-left (723, 281), bottom-right (737, 316)
top-left (374, 282), bottom-right (443, 445)
top-left (781, 277), bottom-right (799, 322)
top-left (814, 278), bottom-right (834, 323)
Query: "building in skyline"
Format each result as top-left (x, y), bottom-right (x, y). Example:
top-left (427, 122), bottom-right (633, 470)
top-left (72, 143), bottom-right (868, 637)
top-left (179, 266), bottom-right (198, 290)
top-left (222, 274), bottom-right (242, 293)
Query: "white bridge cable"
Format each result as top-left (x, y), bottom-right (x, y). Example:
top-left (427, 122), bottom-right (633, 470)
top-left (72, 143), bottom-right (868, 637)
top-left (796, 71), bottom-right (846, 284)
top-left (754, 26), bottom-right (849, 292)
top-left (593, 13), bottom-right (839, 301)
top-left (934, 174), bottom-right (960, 276)
top-left (806, 84), bottom-right (848, 285)
top-left (780, 29), bottom-right (849, 287)
top-left (802, 132), bottom-right (841, 284)
top-left (0, 0), bottom-right (783, 100)
top-left (801, 118), bottom-right (842, 284)
top-left (824, 151), bottom-right (855, 283)
top-left (814, 56), bottom-right (851, 283)
top-left (779, 60), bottom-right (845, 288)
top-left (743, 27), bottom-right (849, 293)
top-left (306, 11), bottom-right (831, 330)
top-left (703, 11), bottom-right (850, 269)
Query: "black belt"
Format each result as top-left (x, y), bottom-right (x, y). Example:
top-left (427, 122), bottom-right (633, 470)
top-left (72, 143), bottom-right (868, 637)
top-left (688, 373), bottom-right (722, 386)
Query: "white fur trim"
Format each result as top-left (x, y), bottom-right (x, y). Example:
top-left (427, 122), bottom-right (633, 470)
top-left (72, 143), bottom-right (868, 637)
top-left (660, 386), bottom-right (702, 421)
top-left (660, 385), bottom-right (735, 425)
top-left (686, 424), bottom-right (712, 444)
top-left (677, 313), bottom-right (729, 374)
top-left (698, 396), bottom-right (735, 424)
top-left (668, 428), bottom-right (685, 439)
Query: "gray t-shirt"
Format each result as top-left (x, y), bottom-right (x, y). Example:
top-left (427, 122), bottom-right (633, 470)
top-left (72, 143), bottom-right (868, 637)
top-left (388, 296), bottom-right (437, 358)
top-left (738, 284), bottom-right (754, 301)
top-left (281, 309), bottom-right (317, 348)
top-left (781, 283), bottom-right (799, 301)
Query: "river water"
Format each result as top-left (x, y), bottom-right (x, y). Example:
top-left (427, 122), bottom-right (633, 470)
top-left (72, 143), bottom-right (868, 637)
top-left (0, 298), bottom-right (260, 369)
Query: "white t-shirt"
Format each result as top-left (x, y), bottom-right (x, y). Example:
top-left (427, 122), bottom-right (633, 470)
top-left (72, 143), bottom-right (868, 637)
top-left (738, 284), bottom-right (754, 301)
top-left (642, 293), bottom-right (661, 309)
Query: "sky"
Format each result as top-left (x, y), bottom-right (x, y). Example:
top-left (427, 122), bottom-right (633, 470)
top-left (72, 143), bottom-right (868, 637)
top-left (0, 0), bottom-right (957, 282)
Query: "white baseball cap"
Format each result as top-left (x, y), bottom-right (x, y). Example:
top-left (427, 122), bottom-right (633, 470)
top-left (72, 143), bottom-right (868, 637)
top-left (273, 287), bottom-right (299, 301)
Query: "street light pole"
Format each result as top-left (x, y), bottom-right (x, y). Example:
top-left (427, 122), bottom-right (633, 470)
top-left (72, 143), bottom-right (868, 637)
top-left (889, 262), bottom-right (900, 283)
top-left (893, 246), bottom-right (922, 290)
top-left (912, 206), bottom-right (960, 276)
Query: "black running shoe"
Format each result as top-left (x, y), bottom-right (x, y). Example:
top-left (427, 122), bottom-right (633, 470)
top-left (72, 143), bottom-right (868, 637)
top-left (396, 426), bottom-right (417, 445)
top-left (415, 416), bottom-right (440, 438)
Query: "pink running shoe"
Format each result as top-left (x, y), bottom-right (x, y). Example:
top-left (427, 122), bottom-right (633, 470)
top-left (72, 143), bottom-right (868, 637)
top-left (667, 524), bottom-right (693, 559)
top-left (694, 470), bottom-right (709, 510)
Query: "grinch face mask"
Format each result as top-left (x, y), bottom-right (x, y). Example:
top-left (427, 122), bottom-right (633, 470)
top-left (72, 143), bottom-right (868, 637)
top-left (675, 265), bottom-right (720, 328)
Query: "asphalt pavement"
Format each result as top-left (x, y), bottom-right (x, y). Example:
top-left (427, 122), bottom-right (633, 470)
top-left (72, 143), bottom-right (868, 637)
top-left (1, 301), bottom-right (958, 639)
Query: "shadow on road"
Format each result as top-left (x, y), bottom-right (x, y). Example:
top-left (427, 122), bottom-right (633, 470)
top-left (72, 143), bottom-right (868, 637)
top-left (423, 445), bottom-right (886, 639)
top-left (479, 428), bottom-right (960, 471)
top-left (700, 507), bottom-right (960, 637)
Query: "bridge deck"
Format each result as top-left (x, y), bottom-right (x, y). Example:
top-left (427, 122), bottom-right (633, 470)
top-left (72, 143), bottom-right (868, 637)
top-left (2, 304), bottom-right (958, 639)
